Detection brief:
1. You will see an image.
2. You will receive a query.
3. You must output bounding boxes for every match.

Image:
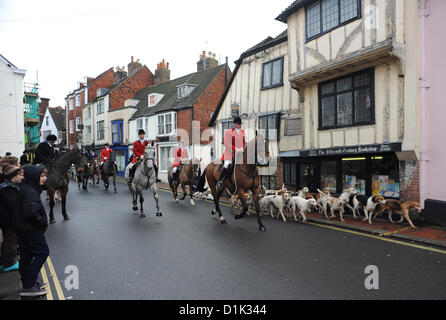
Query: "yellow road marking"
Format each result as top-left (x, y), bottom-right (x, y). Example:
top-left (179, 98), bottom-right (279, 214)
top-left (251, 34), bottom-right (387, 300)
top-left (40, 264), bottom-right (53, 300)
top-left (46, 256), bottom-right (66, 300)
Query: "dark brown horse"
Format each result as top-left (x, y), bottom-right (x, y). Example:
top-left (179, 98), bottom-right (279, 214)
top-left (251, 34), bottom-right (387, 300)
top-left (88, 159), bottom-right (100, 186)
top-left (167, 158), bottom-right (202, 206)
top-left (45, 149), bottom-right (85, 223)
top-left (196, 133), bottom-right (270, 231)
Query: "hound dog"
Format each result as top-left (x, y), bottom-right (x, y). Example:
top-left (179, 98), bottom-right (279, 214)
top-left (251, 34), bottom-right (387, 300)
top-left (371, 199), bottom-right (422, 229)
top-left (363, 195), bottom-right (387, 223)
top-left (259, 193), bottom-right (292, 222)
top-left (287, 197), bottom-right (318, 222)
top-left (228, 191), bottom-right (253, 216)
top-left (317, 189), bottom-right (347, 220)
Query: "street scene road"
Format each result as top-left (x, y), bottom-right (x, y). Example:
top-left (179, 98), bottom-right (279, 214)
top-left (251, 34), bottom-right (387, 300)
top-left (41, 181), bottom-right (446, 300)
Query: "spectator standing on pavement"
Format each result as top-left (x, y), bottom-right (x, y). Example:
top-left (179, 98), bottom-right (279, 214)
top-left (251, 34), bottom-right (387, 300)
top-left (5, 152), bottom-right (11, 157)
top-left (12, 166), bottom-right (49, 297)
top-left (0, 164), bottom-right (24, 273)
top-left (20, 151), bottom-right (30, 166)
top-left (0, 156), bottom-right (20, 183)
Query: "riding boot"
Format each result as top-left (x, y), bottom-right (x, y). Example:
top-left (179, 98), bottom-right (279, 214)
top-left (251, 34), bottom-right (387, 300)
top-left (173, 170), bottom-right (179, 185)
top-left (216, 167), bottom-right (227, 190)
top-left (154, 164), bottom-right (161, 182)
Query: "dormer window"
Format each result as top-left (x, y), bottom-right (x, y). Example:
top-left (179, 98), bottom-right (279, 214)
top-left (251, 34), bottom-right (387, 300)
top-left (177, 84), bottom-right (197, 100)
top-left (148, 93), bottom-right (164, 107)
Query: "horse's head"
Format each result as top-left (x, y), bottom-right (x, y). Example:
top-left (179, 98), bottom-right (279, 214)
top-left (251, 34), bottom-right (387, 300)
top-left (72, 149), bottom-right (86, 168)
top-left (142, 147), bottom-right (156, 171)
top-left (255, 132), bottom-right (270, 166)
top-left (190, 158), bottom-right (202, 178)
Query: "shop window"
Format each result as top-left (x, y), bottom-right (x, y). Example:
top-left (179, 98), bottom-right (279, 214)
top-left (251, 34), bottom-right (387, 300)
top-left (284, 162), bottom-right (296, 186)
top-left (321, 161), bottom-right (337, 193)
top-left (261, 175), bottom-right (277, 190)
top-left (371, 154), bottom-right (400, 198)
top-left (342, 157), bottom-right (367, 195)
top-left (299, 163), bottom-right (315, 190)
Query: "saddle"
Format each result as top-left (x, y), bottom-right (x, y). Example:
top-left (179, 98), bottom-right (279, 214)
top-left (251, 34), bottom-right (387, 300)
top-left (217, 160), bottom-right (235, 176)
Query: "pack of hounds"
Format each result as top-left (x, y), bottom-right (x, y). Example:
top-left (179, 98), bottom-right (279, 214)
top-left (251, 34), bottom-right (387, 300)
top-left (194, 185), bottom-right (422, 229)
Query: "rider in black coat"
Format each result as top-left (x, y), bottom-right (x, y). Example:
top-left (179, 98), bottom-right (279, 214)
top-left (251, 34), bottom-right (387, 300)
top-left (33, 135), bottom-right (57, 166)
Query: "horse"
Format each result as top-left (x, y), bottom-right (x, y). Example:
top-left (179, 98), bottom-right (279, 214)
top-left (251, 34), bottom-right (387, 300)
top-left (101, 153), bottom-right (118, 193)
top-left (45, 149), bottom-right (85, 224)
top-left (88, 159), bottom-right (100, 186)
top-left (167, 158), bottom-right (202, 206)
top-left (127, 146), bottom-right (162, 219)
top-left (76, 154), bottom-right (91, 191)
top-left (196, 133), bottom-right (270, 231)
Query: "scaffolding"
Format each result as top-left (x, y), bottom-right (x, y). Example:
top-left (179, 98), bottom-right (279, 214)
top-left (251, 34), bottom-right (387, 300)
top-left (23, 82), bottom-right (40, 149)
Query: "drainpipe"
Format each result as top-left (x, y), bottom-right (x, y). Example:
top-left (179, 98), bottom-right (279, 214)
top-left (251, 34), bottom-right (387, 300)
top-left (419, 0), bottom-right (430, 207)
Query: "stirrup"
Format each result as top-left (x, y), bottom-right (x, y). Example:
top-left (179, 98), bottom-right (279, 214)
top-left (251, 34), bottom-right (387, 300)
top-left (216, 180), bottom-right (224, 190)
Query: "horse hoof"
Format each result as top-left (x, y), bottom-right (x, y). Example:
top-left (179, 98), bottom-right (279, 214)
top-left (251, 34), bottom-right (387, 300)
top-left (156, 212), bottom-right (162, 217)
top-left (175, 199), bottom-right (179, 203)
top-left (259, 225), bottom-right (266, 232)
top-left (132, 206), bottom-right (138, 211)
top-left (50, 219), bottom-right (56, 224)
top-left (191, 200), bottom-right (196, 207)
top-left (221, 220), bottom-right (227, 225)
top-left (140, 214), bottom-right (146, 219)
top-left (235, 215), bottom-right (244, 220)
top-left (63, 216), bottom-right (71, 221)
top-left (211, 210), bottom-right (216, 215)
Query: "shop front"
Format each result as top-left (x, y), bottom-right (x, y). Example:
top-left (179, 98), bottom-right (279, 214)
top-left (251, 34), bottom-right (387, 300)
top-left (281, 143), bottom-right (402, 200)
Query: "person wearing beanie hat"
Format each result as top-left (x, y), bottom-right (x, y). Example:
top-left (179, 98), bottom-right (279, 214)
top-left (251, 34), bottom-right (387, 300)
top-left (12, 166), bottom-right (49, 297)
top-left (0, 156), bottom-right (20, 183)
top-left (0, 164), bottom-right (24, 273)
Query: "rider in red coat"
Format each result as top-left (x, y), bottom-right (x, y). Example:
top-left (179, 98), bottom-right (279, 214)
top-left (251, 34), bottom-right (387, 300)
top-left (172, 141), bottom-right (189, 184)
top-left (127, 129), bottom-right (161, 183)
top-left (217, 117), bottom-right (245, 190)
top-left (99, 143), bottom-right (113, 174)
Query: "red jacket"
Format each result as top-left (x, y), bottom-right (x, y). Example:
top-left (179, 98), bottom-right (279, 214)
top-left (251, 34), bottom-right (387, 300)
top-left (222, 128), bottom-right (245, 161)
top-left (101, 147), bottom-right (112, 162)
top-left (173, 147), bottom-right (189, 167)
top-left (132, 139), bottom-right (149, 164)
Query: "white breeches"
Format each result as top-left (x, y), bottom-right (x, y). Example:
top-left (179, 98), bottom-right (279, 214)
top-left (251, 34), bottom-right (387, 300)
top-left (223, 160), bottom-right (232, 169)
top-left (173, 167), bottom-right (178, 173)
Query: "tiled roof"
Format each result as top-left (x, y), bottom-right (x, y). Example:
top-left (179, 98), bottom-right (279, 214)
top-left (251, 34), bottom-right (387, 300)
top-left (48, 107), bottom-right (66, 132)
top-left (130, 64), bottom-right (226, 120)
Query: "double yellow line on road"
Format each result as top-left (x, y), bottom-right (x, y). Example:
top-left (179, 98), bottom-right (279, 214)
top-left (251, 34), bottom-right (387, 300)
top-left (40, 256), bottom-right (66, 300)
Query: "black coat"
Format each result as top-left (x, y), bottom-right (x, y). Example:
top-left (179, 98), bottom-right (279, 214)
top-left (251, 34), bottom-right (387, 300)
top-left (20, 154), bottom-right (29, 166)
top-left (12, 166), bottom-right (48, 234)
top-left (0, 182), bottom-right (21, 229)
top-left (33, 142), bottom-right (55, 165)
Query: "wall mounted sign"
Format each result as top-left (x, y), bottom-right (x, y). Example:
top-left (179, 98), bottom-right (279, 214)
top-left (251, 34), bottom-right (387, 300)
top-left (280, 143), bottom-right (402, 158)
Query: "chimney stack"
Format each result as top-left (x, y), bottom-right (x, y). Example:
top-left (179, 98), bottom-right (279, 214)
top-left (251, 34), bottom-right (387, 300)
top-left (197, 50), bottom-right (218, 72)
top-left (128, 56), bottom-right (142, 75)
top-left (114, 66), bottom-right (128, 84)
top-left (154, 59), bottom-right (171, 85)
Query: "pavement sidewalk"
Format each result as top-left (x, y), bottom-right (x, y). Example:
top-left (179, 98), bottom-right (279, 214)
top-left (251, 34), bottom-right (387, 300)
top-left (0, 230), bottom-right (21, 300)
top-left (145, 179), bottom-right (446, 250)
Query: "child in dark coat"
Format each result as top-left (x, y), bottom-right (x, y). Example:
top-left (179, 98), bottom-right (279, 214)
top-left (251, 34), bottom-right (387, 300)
top-left (12, 166), bottom-right (49, 297)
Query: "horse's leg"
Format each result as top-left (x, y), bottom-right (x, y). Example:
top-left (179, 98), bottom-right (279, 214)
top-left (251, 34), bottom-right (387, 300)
top-left (151, 184), bottom-right (162, 217)
top-left (48, 189), bottom-right (56, 224)
top-left (253, 188), bottom-right (266, 232)
top-left (61, 187), bottom-right (70, 221)
top-left (129, 184), bottom-right (138, 212)
top-left (77, 174), bottom-right (81, 190)
top-left (212, 188), bottom-right (226, 225)
top-left (173, 182), bottom-right (179, 203)
top-left (180, 180), bottom-right (187, 201)
top-left (189, 182), bottom-right (196, 207)
top-left (138, 187), bottom-right (146, 219)
top-left (113, 174), bottom-right (117, 193)
top-left (234, 189), bottom-right (249, 220)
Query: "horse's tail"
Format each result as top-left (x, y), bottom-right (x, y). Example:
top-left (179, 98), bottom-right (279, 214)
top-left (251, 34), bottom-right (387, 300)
top-left (196, 168), bottom-right (207, 192)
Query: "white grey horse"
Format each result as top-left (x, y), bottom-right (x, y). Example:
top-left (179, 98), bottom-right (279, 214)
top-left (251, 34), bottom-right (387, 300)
top-left (127, 147), bottom-right (162, 219)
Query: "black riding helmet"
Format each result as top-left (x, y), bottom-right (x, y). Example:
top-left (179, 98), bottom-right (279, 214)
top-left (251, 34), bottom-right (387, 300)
top-left (138, 129), bottom-right (145, 135)
top-left (233, 117), bottom-right (242, 125)
top-left (46, 134), bottom-right (57, 142)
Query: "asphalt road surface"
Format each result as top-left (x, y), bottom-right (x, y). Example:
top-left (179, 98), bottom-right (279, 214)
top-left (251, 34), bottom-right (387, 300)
top-left (41, 181), bottom-right (446, 300)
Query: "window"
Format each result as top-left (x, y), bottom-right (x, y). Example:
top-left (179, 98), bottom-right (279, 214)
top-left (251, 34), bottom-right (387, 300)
top-left (45, 116), bottom-right (49, 126)
top-left (76, 117), bottom-right (81, 132)
top-left (97, 121), bottom-right (104, 140)
top-left (69, 120), bottom-right (74, 134)
top-left (260, 175), bottom-right (277, 190)
top-left (177, 84), bottom-right (196, 99)
top-left (97, 99), bottom-right (104, 115)
top-left (43, 130), bottom-right (51, 141)
top-left (306, 0), bottom-right (360, 41)
top-left (157, 112), bottom-right (176, 136)
top-left (149, 94), bottom-right (156, 107)
top-left (284, 162), bottom-right (296, 186)
top-left (342, 157), bottom-right (367, 195)
top-left (69, 99), bottom-right (74, 110)
top-left (75, 95), bottom-right (81, 107)
top-left (258, 113), bottom-right (279, 140)
top-left (221, 121), bottom-right (232, 144)
top-left (285, 118), bottom-right (302, 136)
top-left (371, 154), bottom-right (400, 198)
top-left (84, 106), bottom-right (91, 120)
top-left (319, 69), bottom-right (374, 129)
top-left (111, 121), bottom-right (123, 145)
top-left (262, 57), bottom-right (283, 89)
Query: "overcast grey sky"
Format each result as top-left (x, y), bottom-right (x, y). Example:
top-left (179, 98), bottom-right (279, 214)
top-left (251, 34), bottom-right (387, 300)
top-left (0, 0), bottom-right (292, 108)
